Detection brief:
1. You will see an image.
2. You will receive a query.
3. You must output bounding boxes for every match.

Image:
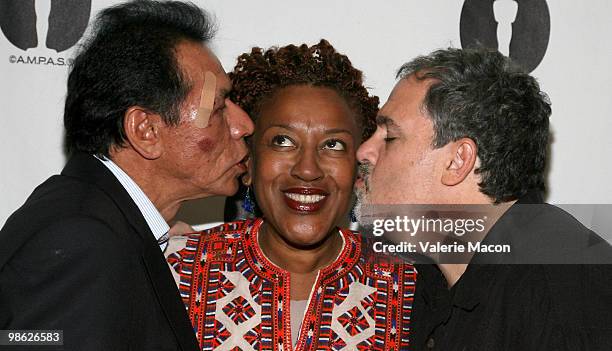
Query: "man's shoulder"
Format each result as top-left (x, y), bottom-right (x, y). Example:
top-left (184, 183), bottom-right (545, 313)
top-left (490, 202), bottom-right (612, 264)
top-left (0, 173), bottom-right (132, 268)
top-left (513, 202), bottom-right (590, 234)
top-left (3, 172), bottom-right (122, 231)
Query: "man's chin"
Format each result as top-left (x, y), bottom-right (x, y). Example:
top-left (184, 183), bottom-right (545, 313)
top-left (200, 177), bottom-right (241, 198)
top-left (219, 179), bottom-right (241, 197)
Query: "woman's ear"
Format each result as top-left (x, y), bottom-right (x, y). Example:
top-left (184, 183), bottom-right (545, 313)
top-left (441, 138), bottom-right (478, 186)
top-left (123, 106), bottom-right (164, 160)
top-left (242, 156), bottom-right (253, 186)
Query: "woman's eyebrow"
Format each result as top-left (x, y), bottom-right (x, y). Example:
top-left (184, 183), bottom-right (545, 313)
top-left (266, 123), bottom-right (294, 130)
top-left (324, 128), bottom-right (353, 135)
top-left (263, 125), bottom-right (353, 135)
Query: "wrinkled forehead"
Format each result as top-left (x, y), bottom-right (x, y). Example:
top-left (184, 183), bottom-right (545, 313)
top-left (379, 76), bottom-right (437, 131)
top-left (173, 41), bottom-right (231, 127)
top-left (174, 40), bottom-right (229, 90)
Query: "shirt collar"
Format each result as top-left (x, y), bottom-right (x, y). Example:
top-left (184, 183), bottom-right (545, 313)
top-left (94, 156), bottom-right (170, 249)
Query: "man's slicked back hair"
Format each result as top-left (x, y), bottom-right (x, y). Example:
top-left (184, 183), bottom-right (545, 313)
top-left (397, 48), bottom-right (551, 203)
top-left (64, 0), bottom-right (216, 157)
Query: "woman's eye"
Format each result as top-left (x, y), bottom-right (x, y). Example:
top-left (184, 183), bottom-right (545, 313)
top-left (323, 139), bottom-right (346, 151)
top-left (271, 135), bottom-right (295, 147)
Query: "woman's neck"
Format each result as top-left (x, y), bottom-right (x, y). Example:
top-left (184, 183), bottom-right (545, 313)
top-left (257, 222), bottom-right (343, 274)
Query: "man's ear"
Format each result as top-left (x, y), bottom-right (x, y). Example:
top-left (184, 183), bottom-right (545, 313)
top-left (441, 138), bottom-right (478, 186)
top-left (123, 106), bottom-right (164, 160)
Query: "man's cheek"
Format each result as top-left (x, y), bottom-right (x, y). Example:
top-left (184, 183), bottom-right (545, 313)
top-left (197, 138), bottom-right (218, 154)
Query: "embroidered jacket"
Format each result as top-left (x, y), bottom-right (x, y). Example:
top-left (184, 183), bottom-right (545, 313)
top-left (165, 218), bottom-right (416, 351)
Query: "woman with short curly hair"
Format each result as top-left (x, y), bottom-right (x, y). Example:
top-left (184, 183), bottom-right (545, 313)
top-left (166, 40), bottom-right (417, 350)
top-left (229, 39), bottom-right (377, 140)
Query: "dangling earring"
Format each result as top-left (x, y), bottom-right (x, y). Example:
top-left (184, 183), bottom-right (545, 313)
top-left (348, 202), bottom-right (357, 223)
top-left (348, 195), bottom-right (357, 223)
top-left (349, 205), bottom-right (357, 223)
top-left (348, 198), bottom-right (360, 231)
top-left (242, 186), bottom-right (255, 214)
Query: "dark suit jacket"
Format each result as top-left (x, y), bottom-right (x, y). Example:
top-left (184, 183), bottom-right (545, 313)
top-left (0, 153), bottom-right (199, 351)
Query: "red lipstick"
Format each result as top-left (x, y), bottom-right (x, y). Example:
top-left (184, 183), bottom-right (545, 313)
top-left (282, 187), bottom-right (328, 213)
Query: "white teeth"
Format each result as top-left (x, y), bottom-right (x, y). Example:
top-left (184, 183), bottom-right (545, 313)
top-left (285, 193), bottom-right (326, 204)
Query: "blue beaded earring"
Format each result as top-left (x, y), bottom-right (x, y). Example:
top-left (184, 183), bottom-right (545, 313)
top-left (348, 200), bottom-right (358, 223)
top-left (242, 187), bottom-right (255, 214)
top-left (349, 206), bottom-right (357, 223)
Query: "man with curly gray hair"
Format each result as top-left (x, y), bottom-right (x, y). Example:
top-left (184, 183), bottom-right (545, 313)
top-left (355, 47), bottom-right (612, 350)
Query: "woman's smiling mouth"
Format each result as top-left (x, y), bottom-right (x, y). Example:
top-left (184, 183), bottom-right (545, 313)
top-left (282, 187), bottom-right (329, 212)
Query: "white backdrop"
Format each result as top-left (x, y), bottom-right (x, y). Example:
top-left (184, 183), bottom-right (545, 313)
top-left (2, 0), bottom-right (612, 226)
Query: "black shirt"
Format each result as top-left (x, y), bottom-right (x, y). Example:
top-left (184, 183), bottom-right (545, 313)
top-left (409, 192), bottom-right (612, 350)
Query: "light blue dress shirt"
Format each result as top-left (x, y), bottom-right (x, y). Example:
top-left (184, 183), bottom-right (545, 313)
top-left (95, 156), bottom-right (170, 251)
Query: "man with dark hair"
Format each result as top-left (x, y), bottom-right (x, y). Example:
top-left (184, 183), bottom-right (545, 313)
top-left (355, 48), bottom-right (612, 350)
top-left (0, 1), bottom-right (253, 350)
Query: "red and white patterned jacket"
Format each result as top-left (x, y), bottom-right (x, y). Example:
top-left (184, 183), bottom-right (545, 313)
top-left (165, 218), bottom-right (416, 351)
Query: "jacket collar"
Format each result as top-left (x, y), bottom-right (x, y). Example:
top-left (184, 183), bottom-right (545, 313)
top-left (62, 152), bottom-right (199, 351)
top-left (62, 152), bottom-right (154, 241)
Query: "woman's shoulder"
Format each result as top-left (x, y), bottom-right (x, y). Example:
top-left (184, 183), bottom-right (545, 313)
top-left (199, 218), bottom-right (259, 238)
top-left (165, 218), bottom-right (263, 287)
top-left (165, 218), bottom-right (261, 259)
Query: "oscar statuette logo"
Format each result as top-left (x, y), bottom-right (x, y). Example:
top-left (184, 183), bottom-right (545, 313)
top-left (1, 0), bottom-right (91, 66)
top-left (460, 0), bottom-right (550, 73)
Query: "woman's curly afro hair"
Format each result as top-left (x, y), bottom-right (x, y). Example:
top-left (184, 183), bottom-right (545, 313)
top-left (229, 39), bottom-right (378, 139)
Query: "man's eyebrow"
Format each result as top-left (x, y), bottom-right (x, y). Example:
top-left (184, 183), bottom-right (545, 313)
top-left (217, 88), bottom-right (230, 101)
top-left (376, 115), bottom-right (399, 128)
top-left (214, 88), bottom-right (230, 107)
top-left (219, 87), bottom-right (230, 98)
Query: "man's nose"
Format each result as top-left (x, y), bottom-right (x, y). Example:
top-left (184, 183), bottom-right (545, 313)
top-left (226, 99), bottom-right (254, 139)
top-left (356, 135), bottom-right (379, 166)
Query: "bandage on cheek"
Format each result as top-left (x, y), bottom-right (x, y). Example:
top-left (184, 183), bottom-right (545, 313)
top-left (195, 71), bottom-right (217, 128)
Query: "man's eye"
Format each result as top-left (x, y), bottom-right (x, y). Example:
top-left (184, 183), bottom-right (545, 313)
top-left (216, 104), bottom-right (227, 115)
top-left (323, 139), bottom-right (346, 151)
top-left (271, 135), bottom-right (295, 147)
top-left (384, 136), bottom-right (397, 143)
top-left (208, 106), bottom-right (224, 121)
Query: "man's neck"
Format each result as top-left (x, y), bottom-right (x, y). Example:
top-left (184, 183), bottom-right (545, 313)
top-left (437, 199), bottom-right (516, 288)
top-left (438, 263), bottom-right (468, 288)
top-left (110, 151), bottom-right (182, 222)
